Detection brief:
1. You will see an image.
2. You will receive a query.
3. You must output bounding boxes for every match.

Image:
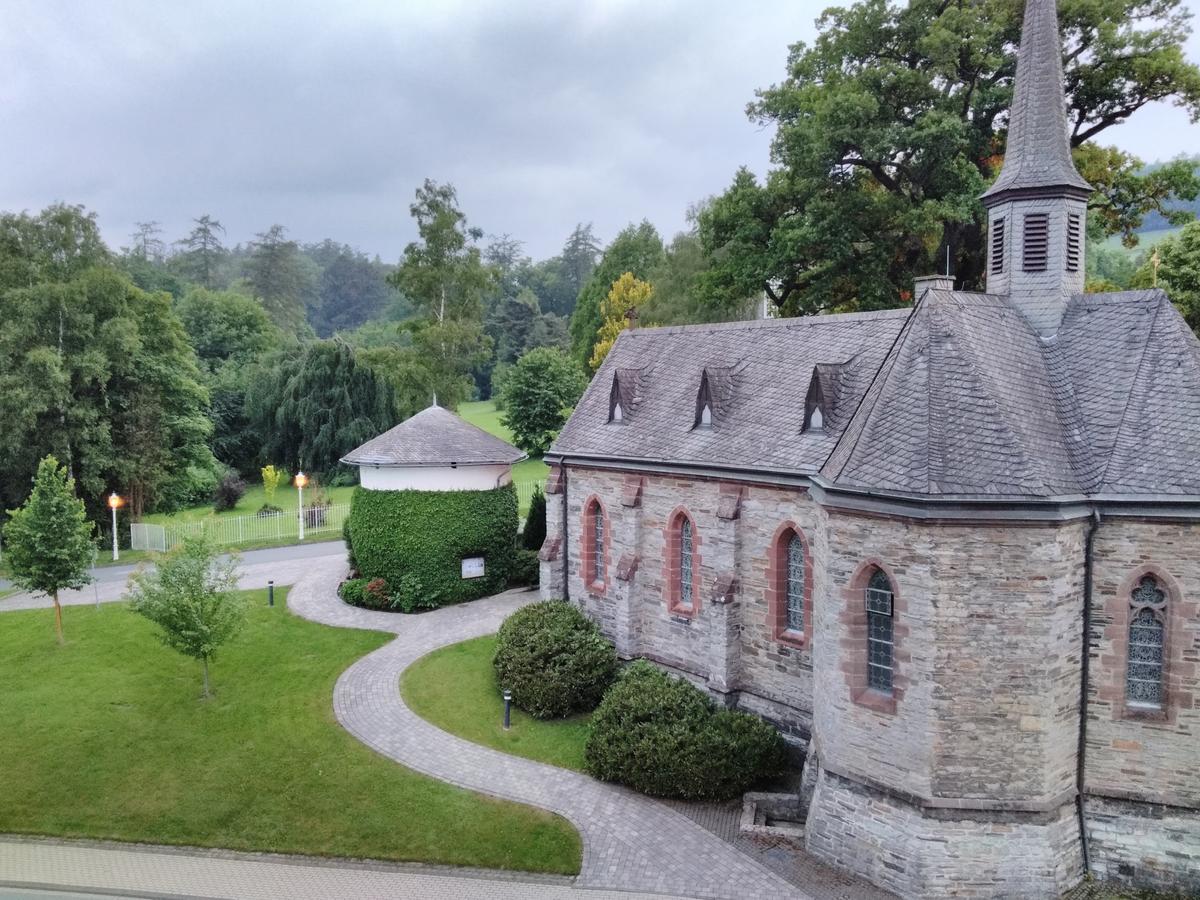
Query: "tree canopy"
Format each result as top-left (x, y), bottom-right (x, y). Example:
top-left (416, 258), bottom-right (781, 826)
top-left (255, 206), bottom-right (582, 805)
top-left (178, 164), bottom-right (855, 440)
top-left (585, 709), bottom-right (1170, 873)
top-left (697, 0), bottom-right (1200, 317)
top-left (3, 455), bottom-right (95, 644)
top-left (500, 347), bottom-right (588, 455)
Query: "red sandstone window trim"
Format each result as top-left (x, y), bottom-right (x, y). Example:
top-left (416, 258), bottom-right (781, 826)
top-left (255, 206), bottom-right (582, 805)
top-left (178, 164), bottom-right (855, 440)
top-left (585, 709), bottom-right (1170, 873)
top-left (580, 496), bottom-right (610, 596)
top-left (766, 522), bottom-right (813, 648)
top-left (840, 560), bottom-right (906, 716)
top-left (663, 507), bottom-right (702, 618)
top-left (1104, 565), bottom-right (1192, 725)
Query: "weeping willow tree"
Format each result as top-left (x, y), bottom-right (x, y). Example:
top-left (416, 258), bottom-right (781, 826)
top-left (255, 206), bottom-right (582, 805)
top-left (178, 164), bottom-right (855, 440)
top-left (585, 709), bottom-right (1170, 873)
top-left (246, 338), bottom-right (397, 478)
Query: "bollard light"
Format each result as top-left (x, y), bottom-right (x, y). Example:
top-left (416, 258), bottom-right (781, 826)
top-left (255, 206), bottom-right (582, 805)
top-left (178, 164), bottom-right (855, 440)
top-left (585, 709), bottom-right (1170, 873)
top-left (268, 580), bottom-right (275, 607)
top-left (503, 689), bottom-right (512, 730)
top-left (294, 471), bottom-right (308, 541)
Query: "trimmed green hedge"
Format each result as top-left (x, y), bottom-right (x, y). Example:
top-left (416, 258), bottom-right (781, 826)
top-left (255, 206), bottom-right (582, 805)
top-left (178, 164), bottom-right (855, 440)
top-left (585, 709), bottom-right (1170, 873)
top-left (584, 660), bottom-right (788, 800)
top-left (348, 483), bottom-right (518, 608)
top-left (493, 601), bottom-right (617, 718)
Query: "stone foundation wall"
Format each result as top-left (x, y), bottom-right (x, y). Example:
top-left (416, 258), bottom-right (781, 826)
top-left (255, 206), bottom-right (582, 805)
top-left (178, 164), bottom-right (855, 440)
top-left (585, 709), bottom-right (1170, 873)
top-left (805, 766), bottom-right (1083, 898)
top-left (1084, 794), bottom-right (1200, 891)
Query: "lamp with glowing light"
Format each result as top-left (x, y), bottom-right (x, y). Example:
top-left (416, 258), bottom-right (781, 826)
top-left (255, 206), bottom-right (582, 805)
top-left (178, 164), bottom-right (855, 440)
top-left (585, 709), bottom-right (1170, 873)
top-left (294, 471), bottom-right (308, 540)
top-left (108, 493), bottom-right (123, 561)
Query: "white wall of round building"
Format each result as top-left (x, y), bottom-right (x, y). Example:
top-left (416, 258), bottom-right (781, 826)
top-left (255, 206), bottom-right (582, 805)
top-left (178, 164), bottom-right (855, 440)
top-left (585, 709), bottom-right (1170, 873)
top-left (357, 464), bottom-right (512, 492)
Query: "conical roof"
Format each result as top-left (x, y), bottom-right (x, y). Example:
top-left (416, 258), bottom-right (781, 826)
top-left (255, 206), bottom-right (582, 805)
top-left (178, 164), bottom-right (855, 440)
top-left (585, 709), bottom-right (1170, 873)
top-left (341, 404), bottom-right (526, 467)
top-left (982, 0), bottom-right (1091, 202)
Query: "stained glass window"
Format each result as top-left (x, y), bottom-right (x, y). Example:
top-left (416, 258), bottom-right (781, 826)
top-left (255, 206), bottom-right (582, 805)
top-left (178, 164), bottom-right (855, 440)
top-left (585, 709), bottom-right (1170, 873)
top-left (591, 503), bottom-right (604, 584)
top-left (866, 569), bottom-right (894, 693)
top-left (678, 517), bottom-right (693, 608)
top-left (1127, 575), bottom-right (1166, 708)
top-left (785, 532), bottom-right (804, 632)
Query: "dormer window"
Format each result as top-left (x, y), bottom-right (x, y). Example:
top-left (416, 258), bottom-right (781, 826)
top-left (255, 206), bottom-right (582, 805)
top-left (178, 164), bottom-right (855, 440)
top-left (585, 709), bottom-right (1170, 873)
top-left (808, 405), bottom-right (824, 431)
top-left (694, 372), bottom-right (714, 430)
top-left (608, 375), bottom-right (625, 425)
top-left (804, 363), bottom-right (837, 433)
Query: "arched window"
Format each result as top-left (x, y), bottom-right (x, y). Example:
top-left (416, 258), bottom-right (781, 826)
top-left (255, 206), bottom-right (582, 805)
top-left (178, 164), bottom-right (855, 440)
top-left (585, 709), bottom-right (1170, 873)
top-left (1127, 575), bottom-right (1167, 708)
top-left (785, 532), bottom-right (805, 632)
top-left (591, 503), bottom-right (605, 584)
top-left (678, 517), bottom-right (694, 607)
top-left (582, 498), bottom-right (607, 592)
top-left (865, 569), bottom-right (895, 694)
top-left (666, 510), bottom-right (699, 615)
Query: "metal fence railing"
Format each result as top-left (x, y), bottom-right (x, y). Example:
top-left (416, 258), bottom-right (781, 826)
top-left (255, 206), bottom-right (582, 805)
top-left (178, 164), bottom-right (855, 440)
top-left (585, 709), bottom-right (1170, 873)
top-left (130, 479), bottom-right (546, 553)
top-left (131, 503), bottom-right (351, 553)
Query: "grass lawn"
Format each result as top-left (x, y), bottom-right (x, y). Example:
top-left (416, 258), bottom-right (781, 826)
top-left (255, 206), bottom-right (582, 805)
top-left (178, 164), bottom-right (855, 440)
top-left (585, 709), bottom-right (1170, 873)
top-left (141, 483), bottom-right (356, 525)
top-left (460, 400), bottom-right (551, 490)
top-left (0, 593), bottom-right (581, 874)
top-left (401, 635), bottom-right (590, 773)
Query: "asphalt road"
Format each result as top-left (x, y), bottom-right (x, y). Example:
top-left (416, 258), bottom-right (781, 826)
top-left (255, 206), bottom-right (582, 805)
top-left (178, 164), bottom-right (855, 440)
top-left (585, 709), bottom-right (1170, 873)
top-left (0, 540), bottom-right (346, 612)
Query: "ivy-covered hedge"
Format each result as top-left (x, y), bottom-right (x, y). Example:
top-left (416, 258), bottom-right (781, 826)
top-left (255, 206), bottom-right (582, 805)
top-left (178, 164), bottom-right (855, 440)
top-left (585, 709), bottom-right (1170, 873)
top-left (347, 483), bottom-right (518, 608)
top-left (584, 660), bottom-right (789, 800)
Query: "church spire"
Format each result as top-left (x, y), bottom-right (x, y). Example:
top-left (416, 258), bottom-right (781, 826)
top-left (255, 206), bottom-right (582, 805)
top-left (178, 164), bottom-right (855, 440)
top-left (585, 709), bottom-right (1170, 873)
top-left (983, 0), bottom-right (1090, 203)
top-left (982, 0), bottom-right (1091, 335)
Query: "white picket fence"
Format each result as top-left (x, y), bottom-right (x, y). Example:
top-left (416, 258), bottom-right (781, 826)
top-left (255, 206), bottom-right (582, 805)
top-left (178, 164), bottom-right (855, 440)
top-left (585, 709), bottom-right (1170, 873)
top-left (130, 479), bottom-right (544, 553)
top-left (131, 503), bottom-right (351, 553)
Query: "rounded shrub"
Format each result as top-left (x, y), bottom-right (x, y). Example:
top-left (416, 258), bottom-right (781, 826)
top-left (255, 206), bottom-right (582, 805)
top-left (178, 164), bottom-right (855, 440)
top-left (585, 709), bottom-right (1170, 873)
top-left (493, 600), bottom-right (617, 719)
top-left (339, 577), bottom-right (368, 607)
top-left (584, 660), bottom-right (788, 801)
top-left (348, 483), bottom-right (517, 608)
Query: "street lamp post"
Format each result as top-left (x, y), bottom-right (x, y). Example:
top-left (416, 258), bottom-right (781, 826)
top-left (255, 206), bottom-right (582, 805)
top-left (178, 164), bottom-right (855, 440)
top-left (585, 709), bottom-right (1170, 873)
top-left (294, 471), bottom-right (308, 541)
top-left (108, 493), bottom-right (123, 561)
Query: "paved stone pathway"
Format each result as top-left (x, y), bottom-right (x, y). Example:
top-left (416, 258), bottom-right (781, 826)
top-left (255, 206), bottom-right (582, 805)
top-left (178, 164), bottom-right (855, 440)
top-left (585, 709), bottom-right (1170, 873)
top-left (288, 561), bottom-right (805, 900)
top-left (0, 837), bottom-right (674, 899)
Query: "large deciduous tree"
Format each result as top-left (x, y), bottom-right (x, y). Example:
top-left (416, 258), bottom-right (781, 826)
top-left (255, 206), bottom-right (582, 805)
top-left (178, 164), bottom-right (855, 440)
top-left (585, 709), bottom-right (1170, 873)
top-left (590, 272), bottom-right (655, 371)
top-left (377, 180), bottom-right (495, 410)
top-left (3, 456), bottom-right (95, 644)
top-left (698, 0), bottom-right (1200, 317)
top-left (1133, 221), bottom-right (1200, 332)
top-left (500, 347), bottom-right (588, 455)
top-left (0, 204), bottom-right (111, 292)
top-left (0, 267), bottom-right (214, 518)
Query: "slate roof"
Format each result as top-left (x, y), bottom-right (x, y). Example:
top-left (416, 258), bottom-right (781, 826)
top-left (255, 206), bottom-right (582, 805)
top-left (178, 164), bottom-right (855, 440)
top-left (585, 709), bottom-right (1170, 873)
top-left (551, 310), bottom-right (910, 475)
top-left (982, 0), bottom-right (1091, 202)
top-left (342, 404), bottom-right (526, 467)
top-left (550, 289), bottom-right (1200, 500)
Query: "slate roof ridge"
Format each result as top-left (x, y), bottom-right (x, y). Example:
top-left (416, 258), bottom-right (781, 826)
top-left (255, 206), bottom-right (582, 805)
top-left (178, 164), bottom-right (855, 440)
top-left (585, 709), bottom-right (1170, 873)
top-left (1097, 292), bottom-right (1166, 490)
top-left (820, 296), bottom-right (926, 479)
top-left (624, 307), bottom-right (912, 339)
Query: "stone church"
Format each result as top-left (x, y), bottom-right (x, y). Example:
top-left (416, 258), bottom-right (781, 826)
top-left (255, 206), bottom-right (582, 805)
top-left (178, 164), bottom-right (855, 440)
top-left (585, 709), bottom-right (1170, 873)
top-left (538, 0), bottom-right (1200, 895)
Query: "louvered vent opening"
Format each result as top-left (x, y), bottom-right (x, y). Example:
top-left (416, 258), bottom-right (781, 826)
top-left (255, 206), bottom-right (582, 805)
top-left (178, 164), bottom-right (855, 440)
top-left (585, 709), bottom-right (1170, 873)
top-left (1066, 212), bottom-right (1082, 272)
top-left (1023, 213), bottom-right (1049, 272)
top-left (990, 217), bottom-right (1005, 274)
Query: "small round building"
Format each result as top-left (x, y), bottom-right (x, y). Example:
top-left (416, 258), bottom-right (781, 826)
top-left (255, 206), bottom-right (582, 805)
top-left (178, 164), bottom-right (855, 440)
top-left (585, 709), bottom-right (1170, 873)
top-left (341, 403), bottom-right (527, 607)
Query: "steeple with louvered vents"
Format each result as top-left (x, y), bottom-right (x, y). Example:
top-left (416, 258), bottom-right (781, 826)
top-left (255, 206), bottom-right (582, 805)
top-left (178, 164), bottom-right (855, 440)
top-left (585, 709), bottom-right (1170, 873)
top-left (982, 0), bottom-right (1090, 335)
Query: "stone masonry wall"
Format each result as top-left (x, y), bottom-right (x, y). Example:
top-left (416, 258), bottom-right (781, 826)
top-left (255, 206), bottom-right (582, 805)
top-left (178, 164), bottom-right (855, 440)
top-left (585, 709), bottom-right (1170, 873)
top-left (806, 767), bottom-right (1082, 898)
top-left (554, 466), bottom-right (820, 734)
top-left (1084, 519), bottom-right (1200, 889)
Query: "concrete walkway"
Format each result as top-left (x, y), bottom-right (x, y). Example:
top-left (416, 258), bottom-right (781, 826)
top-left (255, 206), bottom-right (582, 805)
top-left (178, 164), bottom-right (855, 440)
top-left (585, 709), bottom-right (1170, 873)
top-left (0, 542), bottom-right (345, 613)
top-left (0, 838), bottom-right (676, 899)
top-left (288, 561), bottom-right (804, 900)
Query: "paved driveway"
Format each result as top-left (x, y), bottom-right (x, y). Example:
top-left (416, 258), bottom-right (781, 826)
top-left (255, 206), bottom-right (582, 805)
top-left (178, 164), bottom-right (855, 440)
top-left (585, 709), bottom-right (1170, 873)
top-left (0, 541), bottom-right (345, 613)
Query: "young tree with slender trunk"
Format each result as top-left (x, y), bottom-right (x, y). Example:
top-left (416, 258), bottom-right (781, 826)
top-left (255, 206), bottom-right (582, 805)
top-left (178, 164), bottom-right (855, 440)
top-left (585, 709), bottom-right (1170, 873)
top-left (128, 537), bottom-right (245, 698)
top-left (3, 456), bottom-right (95, 644)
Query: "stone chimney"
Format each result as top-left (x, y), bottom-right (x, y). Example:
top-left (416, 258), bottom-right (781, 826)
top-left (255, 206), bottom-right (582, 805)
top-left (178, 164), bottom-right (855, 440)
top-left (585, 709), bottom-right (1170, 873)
top-left (914, 275), bottom-right (955, 302)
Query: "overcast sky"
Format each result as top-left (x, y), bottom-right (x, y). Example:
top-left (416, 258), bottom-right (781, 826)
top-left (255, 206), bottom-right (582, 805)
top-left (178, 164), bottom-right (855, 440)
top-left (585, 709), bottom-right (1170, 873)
top-left (2, 0), bottom-right (1199, 262)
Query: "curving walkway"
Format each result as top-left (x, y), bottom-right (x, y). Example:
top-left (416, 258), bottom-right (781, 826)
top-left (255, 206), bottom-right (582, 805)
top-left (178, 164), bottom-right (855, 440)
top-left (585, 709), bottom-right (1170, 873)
top-left (288, 561), bottom-right (805, 900)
